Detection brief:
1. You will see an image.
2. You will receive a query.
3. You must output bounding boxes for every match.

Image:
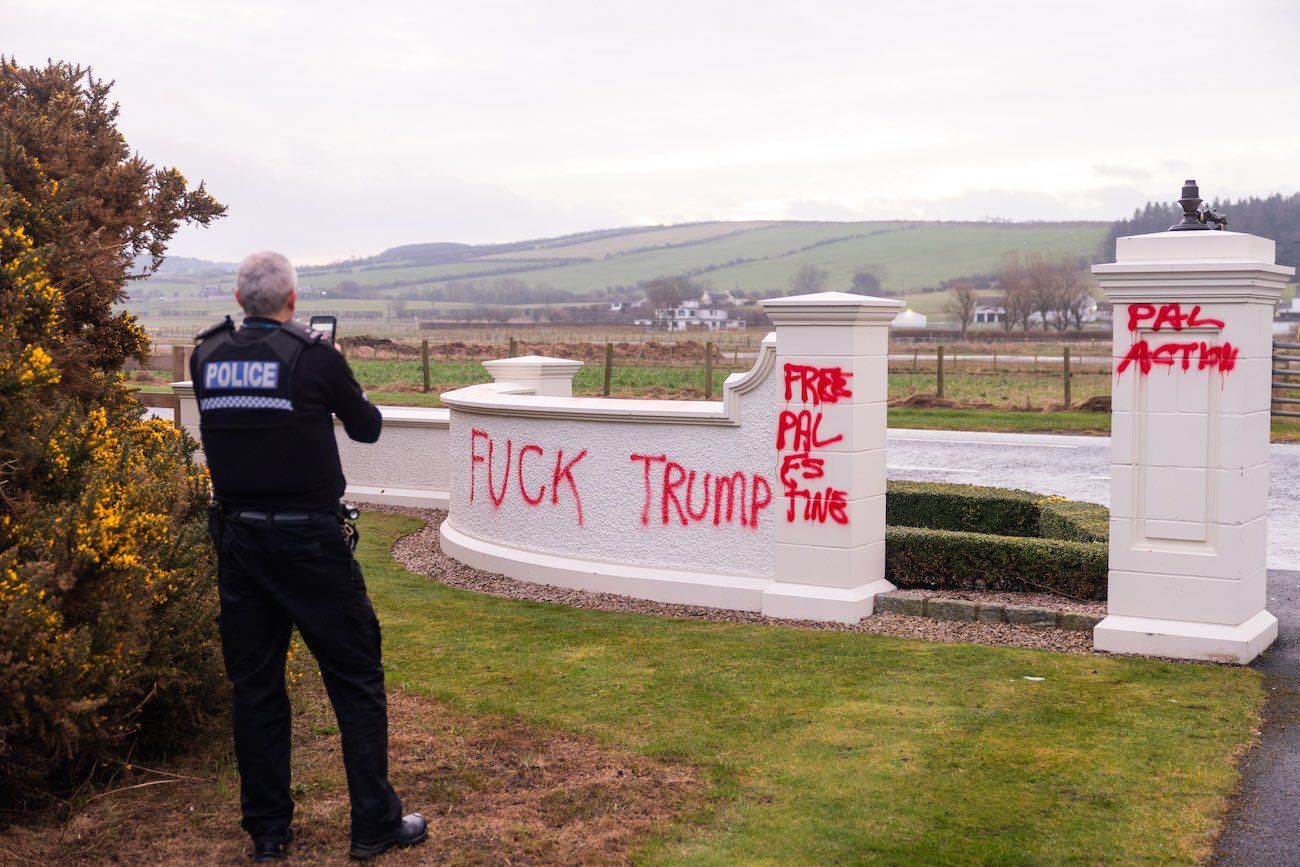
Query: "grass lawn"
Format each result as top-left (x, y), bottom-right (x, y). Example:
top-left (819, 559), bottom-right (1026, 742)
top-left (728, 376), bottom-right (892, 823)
top-left (352, 358), bottom-right (737, 404)
top-left (888, 407), bottom-right (1112, 435)
top-left (350, 359), bottom-right (1105, 407)
top-left (362, 513), bottom-right (1262, 864)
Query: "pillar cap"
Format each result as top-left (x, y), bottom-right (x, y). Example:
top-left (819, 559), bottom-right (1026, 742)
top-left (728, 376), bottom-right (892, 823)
top-left (1093, 231), bottom-right (1293, 303)
top-left (482, 355), bottom-right (584, 397)
top-left (761, 291), bottom-right (903, 326)
top-left (483, 354), bottom-right (583, 377)
top-left (1108, 230), bottom-right (1281, 265)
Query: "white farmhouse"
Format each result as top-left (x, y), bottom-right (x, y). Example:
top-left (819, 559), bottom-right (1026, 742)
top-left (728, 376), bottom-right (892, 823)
top-left (653, 297), bottom-right (745, 331)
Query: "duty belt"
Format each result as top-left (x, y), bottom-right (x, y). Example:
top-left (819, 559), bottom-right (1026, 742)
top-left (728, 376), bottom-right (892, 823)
top-left (227, 509), bottom-right (330, 525)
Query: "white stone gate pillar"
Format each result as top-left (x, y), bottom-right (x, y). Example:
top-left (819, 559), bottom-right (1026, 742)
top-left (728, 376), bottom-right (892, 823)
top-left (758, 291), bottom-right (902, 623)
top-left (1093, 197), bottom-right (1293, 663)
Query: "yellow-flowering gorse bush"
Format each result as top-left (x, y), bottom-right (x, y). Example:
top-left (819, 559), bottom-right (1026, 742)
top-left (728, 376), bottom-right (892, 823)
top-left (0, 59), bottom-right (227, 801)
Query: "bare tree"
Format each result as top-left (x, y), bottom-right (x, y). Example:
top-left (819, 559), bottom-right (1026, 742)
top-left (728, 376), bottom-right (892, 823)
top-left (996, 253), bottom-right (1034, 331)
top-left (1050, 256), bottom-right (1094, 330)
top-left (643, 275), bottom-right (699, 311)
top-left (1024, 252), bottom-right (1061, 332)
top-left (943, 281), bottom-right (978, 335)
top-left (790, 264), bottom-right (829, 295)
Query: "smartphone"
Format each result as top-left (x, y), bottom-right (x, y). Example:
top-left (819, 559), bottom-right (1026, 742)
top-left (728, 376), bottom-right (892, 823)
top-left (309, 315), bottom-right (337, 341)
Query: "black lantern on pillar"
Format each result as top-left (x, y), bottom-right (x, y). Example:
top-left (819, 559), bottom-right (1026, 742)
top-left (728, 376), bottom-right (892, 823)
top-left (1168, 179), bottom-right (1228, 231)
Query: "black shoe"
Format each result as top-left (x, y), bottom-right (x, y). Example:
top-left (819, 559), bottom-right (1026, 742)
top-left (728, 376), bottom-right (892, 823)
top-left (251, 829), bottom-right (292, 862)
top-left (348, 813), bottom-right (427, 860)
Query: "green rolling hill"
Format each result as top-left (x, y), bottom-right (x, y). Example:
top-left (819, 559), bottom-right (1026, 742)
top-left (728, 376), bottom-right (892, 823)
top-left (126, 219), bottom-right (1109, 330)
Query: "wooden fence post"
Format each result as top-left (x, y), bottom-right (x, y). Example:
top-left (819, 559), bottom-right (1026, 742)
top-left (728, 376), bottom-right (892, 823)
top-left (1063, 346), bottom-right (1072, 408)
top-left (705, 341), bottom-right (714, 399)
top-left (936, 345), bottom-right (945, 398)
top-left (508, 337), bottom-right (518, 358)
top-left (170, 344), bottom-right (189, 429)
top-left (603, 342), bottom-right (613, 397)
top-left (421, 338), bottom-right (430, 393)
top-left (171, 344), bottom-right (187, 382)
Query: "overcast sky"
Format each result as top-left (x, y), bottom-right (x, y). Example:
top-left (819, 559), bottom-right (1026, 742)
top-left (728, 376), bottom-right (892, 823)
top-left (8, 0), bottom-right (1299, 264)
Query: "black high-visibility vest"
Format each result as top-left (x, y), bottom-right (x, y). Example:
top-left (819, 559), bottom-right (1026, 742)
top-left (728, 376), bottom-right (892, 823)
top-left (192, 317), bottom-right (342, 508)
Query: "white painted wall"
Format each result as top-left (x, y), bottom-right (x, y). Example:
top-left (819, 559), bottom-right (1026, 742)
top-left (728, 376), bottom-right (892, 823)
top-left (444, 359), bottom-right (781, 581)
top-left (439, 292), bottom-right (903, 622)
top-left (174, 383), bottom-right (451, 507)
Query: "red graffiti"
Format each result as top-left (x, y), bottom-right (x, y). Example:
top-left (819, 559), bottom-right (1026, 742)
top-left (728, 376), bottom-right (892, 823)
top-left (629, 454), bottom-right (773, 529)
top-left (776, 409), bottom-right (843, 451)
top-left (778, 363), bottom-right (852, 526)
top-left (468, 428), bottom-right (586, 524)
top-left (783, 363), bottom-right (853, 405)
top-left (551, 449), bottom-right (588, 524)
top-left (788, 487), bottom-right (849, 524)
top-left (487, 437), bottom-right (511, 506)
top-left (1116, 340), bottom-right (1239, 376)
top-left (779, 452), bottom-right (848, 524)
top-left (1126, 303), bottom-right (1225, 333)
top-left (779, 452), bottom-right (825, 489)
top-left (518, 444), bottom-right (545, 505)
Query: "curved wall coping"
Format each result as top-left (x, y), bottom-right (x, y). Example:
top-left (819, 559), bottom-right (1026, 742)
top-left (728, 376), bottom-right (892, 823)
top-left (440, 332), bottom-right (777, 426)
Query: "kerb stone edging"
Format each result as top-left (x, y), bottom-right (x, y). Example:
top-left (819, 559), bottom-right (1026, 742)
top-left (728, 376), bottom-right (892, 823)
top-left (875, 591), bottom-right (1103, 633)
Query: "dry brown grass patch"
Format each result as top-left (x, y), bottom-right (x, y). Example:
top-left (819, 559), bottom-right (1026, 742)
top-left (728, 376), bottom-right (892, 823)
top-left (1, 667), bottom-right (701, 865)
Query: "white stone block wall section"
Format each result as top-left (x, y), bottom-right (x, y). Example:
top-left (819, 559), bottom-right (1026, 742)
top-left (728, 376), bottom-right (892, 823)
top-left (173, 383), bottom-right (452, 508)
top-left (439, 292), bottom-right (903, 624)
top-left (1094, 230), bottom-right (1294, 663)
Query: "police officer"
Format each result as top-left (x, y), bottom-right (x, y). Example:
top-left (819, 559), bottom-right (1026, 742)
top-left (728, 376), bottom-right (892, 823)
top-left (192, 251), bottom-right (426, 862)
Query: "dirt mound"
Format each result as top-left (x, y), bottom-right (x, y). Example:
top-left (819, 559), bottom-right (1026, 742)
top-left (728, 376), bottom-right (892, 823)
top-left (890, 394), bottom-right (957, 409)
top-left (338, 336), bottom-right (421, 358)
top-left (1075, 394), bottom-right (1111, 413)
top-left (341, 339), bottom-right (727, 365)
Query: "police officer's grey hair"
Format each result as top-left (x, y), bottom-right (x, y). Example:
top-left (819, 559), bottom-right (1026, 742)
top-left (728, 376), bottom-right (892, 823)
top-left (236, 251), bottom-right (298, 316)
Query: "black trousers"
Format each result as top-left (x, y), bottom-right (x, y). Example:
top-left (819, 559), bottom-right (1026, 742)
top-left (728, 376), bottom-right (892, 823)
top-left (211, 510), bottom-right (402, 843)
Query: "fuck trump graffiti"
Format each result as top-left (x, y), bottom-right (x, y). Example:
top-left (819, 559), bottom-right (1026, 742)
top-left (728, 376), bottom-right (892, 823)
top-left (1117, 303), bottom-right (1238, 376)
top-left (466, 427), bottom-right (773, 530)
top-left (778, 363), bottom-right (852, 525)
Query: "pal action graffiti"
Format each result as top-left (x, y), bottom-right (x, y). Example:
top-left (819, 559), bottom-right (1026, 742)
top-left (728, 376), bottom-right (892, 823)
top-left (1117, 303), bottom-right (1238, 376)
top-left (779, 363), bottom-right (852, 525)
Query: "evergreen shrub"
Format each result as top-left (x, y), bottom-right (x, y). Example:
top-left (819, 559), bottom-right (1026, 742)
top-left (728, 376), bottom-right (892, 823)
top-left (884, 481), bottom-right (1109, 599)
top-left (0, 60), bottom-right (226, 802)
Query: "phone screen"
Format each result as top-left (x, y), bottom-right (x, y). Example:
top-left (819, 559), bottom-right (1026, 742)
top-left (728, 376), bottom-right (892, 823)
top-left (309, 316), bottom-right (336, 340)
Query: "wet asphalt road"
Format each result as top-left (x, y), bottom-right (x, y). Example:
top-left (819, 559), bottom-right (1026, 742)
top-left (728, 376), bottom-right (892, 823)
top-left (1215, 569), bottom-right (1300, 865)
top-left (886, 428), bottom-right (1300, 571)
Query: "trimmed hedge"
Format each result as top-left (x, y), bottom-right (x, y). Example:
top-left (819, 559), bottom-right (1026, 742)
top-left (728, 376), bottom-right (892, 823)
top-left (884, 481), bottom-right (1109, 600)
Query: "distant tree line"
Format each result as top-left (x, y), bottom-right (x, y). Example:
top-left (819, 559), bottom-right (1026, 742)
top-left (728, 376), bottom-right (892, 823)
top-left (1100, 191), bottom-right (1300, 270)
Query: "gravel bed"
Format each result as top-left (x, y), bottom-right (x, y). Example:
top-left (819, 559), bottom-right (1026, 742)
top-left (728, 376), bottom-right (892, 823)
top-left (375, 506), bottom-right (1096, 656)
top-left (886, 587), bottom-right (1107, 616)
